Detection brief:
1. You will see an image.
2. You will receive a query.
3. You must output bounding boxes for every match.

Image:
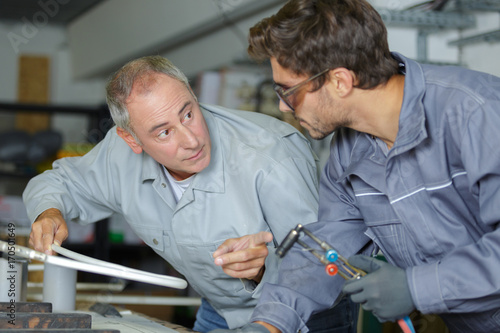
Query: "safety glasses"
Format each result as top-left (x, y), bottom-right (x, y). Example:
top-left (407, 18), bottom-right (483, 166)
top-left (273, 68), bottom-right (330, 111)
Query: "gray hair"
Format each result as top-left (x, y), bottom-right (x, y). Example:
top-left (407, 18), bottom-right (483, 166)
top-left (106, 55), bottom-right (193, 136)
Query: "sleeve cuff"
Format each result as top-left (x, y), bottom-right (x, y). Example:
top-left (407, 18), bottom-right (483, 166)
top-left (407, 262), bottom-right (449, 314)
top-left (241, 245), bottom-right (281, 296)
top-left (251, 302), bottom-right (307, 333)
top-left (29, 203), bottom-right (64, 224)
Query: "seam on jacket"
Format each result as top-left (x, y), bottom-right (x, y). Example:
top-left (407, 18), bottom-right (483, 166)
top-left (389, 171), bottom-right (467, 204)
top-left (352, 171), bottom-right (468, 202)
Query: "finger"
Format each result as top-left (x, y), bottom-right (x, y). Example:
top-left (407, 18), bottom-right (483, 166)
top-left (361, 304), bottom-right (377, 317)
top-left (222, 265), bottom-right (263, 279)
top-left (215, 245), bottom-right (268, 266)
top-left (251, 231), bottom-right (274, 246)
top-left (53, 224), bottom-right (69, 248)
top-left (213, 238), bottom-right (238, 258)
top-left (342, 278), bottom-right (364, 295)
top-left (349, 291), bottom-right (368, 306)
top-left (220, 257), bottom-right (265, 279)
top-left (213, 231), bottom-right (273, 259)
top-left (229, 231), bottom-right (272, 252)
top-left (41, 222), bottom-right (57, 255)
top-left (29, 222), bottom-right (43, 252)
top-left (348, 255), bottom-right (382, 273)
top-left (222, 257), bottom-right (264, 272)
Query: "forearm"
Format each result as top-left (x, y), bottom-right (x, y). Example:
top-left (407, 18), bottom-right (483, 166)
top-left (23, 158), bottom-right (115, 224)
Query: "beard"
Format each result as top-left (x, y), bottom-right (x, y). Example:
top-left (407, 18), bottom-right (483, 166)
top-left (304, 120), bottom-right (334, 140)
top-left (297, 90), bottom-right (351, 140)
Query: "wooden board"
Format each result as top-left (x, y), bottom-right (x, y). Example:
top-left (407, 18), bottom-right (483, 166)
top-left (0, 302), bottom-right (52, 313)
top-left (16, 55), bottom-right (50, 133)
top-left (0, 313), bottom-right (91, 329)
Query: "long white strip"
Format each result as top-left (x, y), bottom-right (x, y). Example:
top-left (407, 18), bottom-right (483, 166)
top-left (51, 244), bottom-right (179, 284)
top-left (52, 244), bottom-right (132, 270)
top-left (0, 240), bottom-right (187, 290)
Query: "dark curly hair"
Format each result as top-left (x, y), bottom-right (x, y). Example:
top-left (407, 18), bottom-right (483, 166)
top-left (248, 0), bottom-right (399, 90)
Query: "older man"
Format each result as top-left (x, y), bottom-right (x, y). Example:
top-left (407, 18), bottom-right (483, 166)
top-left (25, 56), bottom-right (356, 332)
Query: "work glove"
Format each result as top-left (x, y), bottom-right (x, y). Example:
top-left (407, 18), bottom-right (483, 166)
top-left (342, 255), bottom-right (415, 322)
top-left (209, 323), bottom-right (271, 333)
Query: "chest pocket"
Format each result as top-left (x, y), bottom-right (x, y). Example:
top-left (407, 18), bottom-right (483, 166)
top-left (176, 242), bottom-right (245, 297)
top-left (355, 191), bottom-right (414, 266)
top-left (128, 225), bottom-right (170, 251)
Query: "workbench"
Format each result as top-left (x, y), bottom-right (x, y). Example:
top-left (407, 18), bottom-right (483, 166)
top-left (0, 302), bottom-right (197, 333)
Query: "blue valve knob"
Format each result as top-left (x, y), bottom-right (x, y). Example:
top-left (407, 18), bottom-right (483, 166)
top-left (326, 249), bottom-right (338, 262)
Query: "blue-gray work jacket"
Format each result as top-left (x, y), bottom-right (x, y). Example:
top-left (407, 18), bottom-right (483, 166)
top-left (252, 53), bottom-right (500, 333)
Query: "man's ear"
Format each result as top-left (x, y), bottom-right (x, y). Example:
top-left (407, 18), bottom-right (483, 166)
top-left (116, 127), bottom-right (143, 154)
top-left (329, 68), bottom-right (355, 97)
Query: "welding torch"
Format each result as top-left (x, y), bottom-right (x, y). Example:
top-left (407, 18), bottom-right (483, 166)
top-left (276, 224), bottom-right (366, 280)
top-left (276, 224), bottom-right (416, 333)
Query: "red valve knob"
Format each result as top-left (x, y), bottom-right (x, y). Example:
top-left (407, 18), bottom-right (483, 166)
top-left (325, 263), bottom-right (338, 276)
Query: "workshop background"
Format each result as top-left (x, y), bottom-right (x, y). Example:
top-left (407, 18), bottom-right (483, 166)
top-left (0, 0), bottom-right (499, 332)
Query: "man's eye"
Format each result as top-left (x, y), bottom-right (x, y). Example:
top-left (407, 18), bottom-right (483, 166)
top-left (158, 129), bottom-right (170, 138)
top-left (184, 111), bottom-right (192, 121)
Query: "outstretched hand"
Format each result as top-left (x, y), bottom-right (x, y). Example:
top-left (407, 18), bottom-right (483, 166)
top-left (213, 231), bottom-right (274, 282)
top-left (342, 255), bottom-right (415, 322)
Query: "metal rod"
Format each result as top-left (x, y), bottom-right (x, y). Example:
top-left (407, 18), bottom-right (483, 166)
top-left (27, 294), bottom-right (202, 306)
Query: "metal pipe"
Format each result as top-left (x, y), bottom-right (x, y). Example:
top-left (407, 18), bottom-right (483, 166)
top-left (43, 262), bottom-right (77, 312)
top-left (28, 293), bottom-right (202, 306)
top-left (28, 281), bottom-right (126, 292)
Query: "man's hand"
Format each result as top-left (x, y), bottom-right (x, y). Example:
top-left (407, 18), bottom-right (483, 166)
top-left (209, 322), bottom-right (277, 333)
top-left (29, 208), bottom-right (68, 255)
top-left (342, 255), bottom-right (415, 322)
top-left (213, 231), bottom-right (273, 282)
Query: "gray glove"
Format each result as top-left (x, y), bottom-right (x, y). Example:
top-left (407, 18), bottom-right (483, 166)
top-left (209, 323), bottom-right (271, 333)
top-left (342, 255), bottom-right (415, 322)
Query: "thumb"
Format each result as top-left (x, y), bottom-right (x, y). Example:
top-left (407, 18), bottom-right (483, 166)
top-left (348, 255), bottom-right (383, 273)
top-left (53, 228), bottom-right (68, 248)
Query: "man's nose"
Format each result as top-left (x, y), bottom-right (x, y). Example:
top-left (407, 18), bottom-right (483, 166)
top-left (278, 99), bottom-right (293, 113)
top-left (180, 126), bottom-right (198, 148)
